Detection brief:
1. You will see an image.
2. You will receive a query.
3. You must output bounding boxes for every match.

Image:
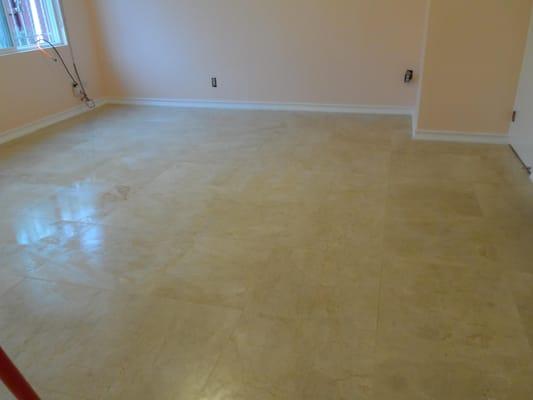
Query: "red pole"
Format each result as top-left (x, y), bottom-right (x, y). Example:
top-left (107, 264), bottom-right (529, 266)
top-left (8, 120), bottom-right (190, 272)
top-left (0, 347), bottom-right (40, 400)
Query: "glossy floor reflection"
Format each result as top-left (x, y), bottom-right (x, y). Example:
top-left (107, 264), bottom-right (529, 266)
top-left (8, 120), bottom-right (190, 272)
top-left (1, 105), bottom-right (533, 399)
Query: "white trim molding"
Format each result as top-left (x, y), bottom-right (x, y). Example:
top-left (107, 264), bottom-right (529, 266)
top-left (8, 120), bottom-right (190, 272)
top-left (0, 98), bottom-right (413, 146)
top-left (414, 129), bottom-right (509, 145)
top-left (0, 100), bottom-right (107, 146)
top-left (106, 97), bottom-right (414, 116)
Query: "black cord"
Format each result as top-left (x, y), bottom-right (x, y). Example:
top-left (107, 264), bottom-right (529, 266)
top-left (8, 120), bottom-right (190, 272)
top-left (72, 60), bottom-right (94, 108)
top-left (36, 38), bottom-right (95, 108)
top-left (36, 39), bottom-right (78, 85)
top-left (72, 62), bottom-right (85, 94)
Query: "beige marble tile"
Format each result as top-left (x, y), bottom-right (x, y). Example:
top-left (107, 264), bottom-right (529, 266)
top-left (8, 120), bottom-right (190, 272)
top-left (0, 217), bottom-right (78, 276)
top-left (85, 152), bottom-right (172, 190)
top-left (27, 222), bottom-right (186, 293)
top-left (200, 312), bottom-right (375, 400)
top-left (299, 141), bottom-right (392, 180)
top-left (508, 272), bottom-right (533, 346)
top-left (474, 182), bottom-right (533, 219)
top-left (377, 257), bottom-right (530, 361)
top-left (21, 179), bottom-right (132, 224)
top-left (392, 137), bottom-right (509, 157)
top-left (0, 385), bottom-right (89, 400)
top-left (100, 190), bottom-right (209, 236)
top-left (249, 272), bottom-right (381, 322)
top-left (389, 151), bottom-right (520, 185)
top-left (0, 180), bottom-right (61, 218)
top-left (1, 105), bottom-right (532, 399)
top-left (145, 233), bottom-right (271, 309)
top-left (199, 314), bottom-right (306, 399)
top-left (38, 390), bottom-right (86, 400)
top-left (142, 161), bottom-right (232, 196)
top-left (384, 216), bottom-right (499, 266)
top-left (0, 279), bottom-right (240, 400)
top-left (486, 218), bottom-right (533, 274)
top-left (387, 181), bottom-right (483, 220)
top-left (0, 214), bottom-right (59, 248)
top-left (329, 113), bottom-right (410, 149)
top-left (1, 247), bottom-right (47, 278)
top-left (240, 163), bottom-right (330, 204)
top-left (0, 269), bottom-right (23, 297)
top-left (247, 246), bottom-right (381, 322)
top-left (299, 317), bottom-right (375, 384)
top-left (373, 356), bottom-right (533, 400)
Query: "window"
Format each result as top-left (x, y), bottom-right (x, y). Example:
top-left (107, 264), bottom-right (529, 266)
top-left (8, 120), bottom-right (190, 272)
top-left (0, 0), bottom-right (67, 54)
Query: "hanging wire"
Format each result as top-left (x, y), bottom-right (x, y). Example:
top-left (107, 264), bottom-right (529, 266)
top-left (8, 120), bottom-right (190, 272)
top-left (36, 38), bottom-right (96, 109)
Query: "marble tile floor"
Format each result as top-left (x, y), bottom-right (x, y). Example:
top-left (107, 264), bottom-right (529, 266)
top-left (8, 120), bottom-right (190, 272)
top-left (1, 105), bottom-right (533, 399)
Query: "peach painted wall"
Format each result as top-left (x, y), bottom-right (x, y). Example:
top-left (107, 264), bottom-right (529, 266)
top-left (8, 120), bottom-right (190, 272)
top-left (90, 0), bottom-right (428, 107)
top-left (0, 0), bottom-right (104, 134)
top-left (417, 0), bottom-right (533, 135)
top-left (4, 0), bottom-right (531, 138)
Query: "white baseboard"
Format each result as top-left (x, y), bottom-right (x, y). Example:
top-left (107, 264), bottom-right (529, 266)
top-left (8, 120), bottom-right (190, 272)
top-left (414, 129), bottom-right (509, 145)
top-left (0, 97), bottom-right (411, 146)
top-left (106, 97), bottom-right (414, 116)
top-left (1, 98), bottom-right (512, 148)
top-left (0, 99), bottom-right (107, 146)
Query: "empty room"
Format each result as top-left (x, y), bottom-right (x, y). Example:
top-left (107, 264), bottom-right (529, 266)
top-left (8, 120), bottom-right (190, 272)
top-left (1, 0), bottom-right (533, 399)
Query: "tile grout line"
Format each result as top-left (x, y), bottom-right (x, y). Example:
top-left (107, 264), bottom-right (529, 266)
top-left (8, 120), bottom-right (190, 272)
top-left (503, 272), bottom-right (533, 357)
top-left (0, 275), bottom-right (26, 299)
top-left (372, 148), bottom-right (394, 362)
top-left (196, 309), bottom-right (246, 397)
top-left (18, 274), bottom-right (246, 312)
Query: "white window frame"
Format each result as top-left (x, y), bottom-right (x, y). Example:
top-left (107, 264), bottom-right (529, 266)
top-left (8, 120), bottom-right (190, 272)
top-left (0, 0), bottom-right (68, 56)
top-left (0, 1), bottom-right (15, 54)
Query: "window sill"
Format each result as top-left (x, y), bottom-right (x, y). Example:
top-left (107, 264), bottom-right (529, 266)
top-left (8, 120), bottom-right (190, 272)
top-left (0, 43), bottom-right (69, 57)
